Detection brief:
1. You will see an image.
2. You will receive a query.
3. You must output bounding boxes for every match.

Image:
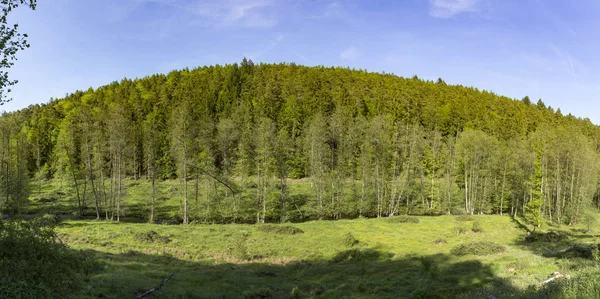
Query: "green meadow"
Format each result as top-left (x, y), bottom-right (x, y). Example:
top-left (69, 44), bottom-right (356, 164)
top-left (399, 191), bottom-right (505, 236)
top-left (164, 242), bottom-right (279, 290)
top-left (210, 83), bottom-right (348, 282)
top-left (54, 214), bottom-right (600, 298)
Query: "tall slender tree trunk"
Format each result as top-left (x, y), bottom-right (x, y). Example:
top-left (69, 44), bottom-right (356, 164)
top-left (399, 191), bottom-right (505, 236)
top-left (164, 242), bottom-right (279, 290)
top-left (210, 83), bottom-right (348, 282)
top-left (151, 169), bottom-right (156, 223)
top-left (86, 140), bottom-right (100, 219)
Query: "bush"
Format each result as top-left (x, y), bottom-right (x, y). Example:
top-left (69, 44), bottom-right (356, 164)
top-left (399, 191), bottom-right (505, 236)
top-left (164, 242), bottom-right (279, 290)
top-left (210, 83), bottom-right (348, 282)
top-left (472, 221), bottom-right (483, 233)
top-left (290, 286), bottom-right (303, 298)
top-left (134, 230), bottom-right (170, 243)
top-left (455, 215), bottom-right (473, 222)
top-left (387, 215), bottom-right (420, 223)
top-left (454, 222), bottom-right (470, 236)
top-left (330, 249), bottom-right (381, 263)
top-left (0, 220), bottom-right (97, 298)
top-left (33, 213), bottom-right (61, 227)
top-left (231, 232), bottom-right (251, 260)
top-left (543, 267), bottom-right (600, 298)
top-left (243, 287), bottom-right (273, 299)
top-left (256, 224), bottom-right (304, 235)
top-left (343, 232), bottom-right (359, 247)
top-left (525, 231), bottom-right (567, 243)
top-left (451, 242), bottom-right (505, 256)
top-left (583, 211), bottom-right (597, 233)
top-left (555, 244), bottom-right (600, 259)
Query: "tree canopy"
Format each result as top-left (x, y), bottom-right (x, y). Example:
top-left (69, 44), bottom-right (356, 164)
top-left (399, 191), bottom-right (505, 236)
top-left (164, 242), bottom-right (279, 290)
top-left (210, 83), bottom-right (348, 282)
top-left (2, 60), bottom-right (600, 224)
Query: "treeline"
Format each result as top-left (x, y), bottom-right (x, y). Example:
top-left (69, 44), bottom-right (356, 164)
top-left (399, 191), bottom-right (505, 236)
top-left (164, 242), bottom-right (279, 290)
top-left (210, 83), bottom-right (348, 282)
top-left (1, 59), bottom-right (599, 224)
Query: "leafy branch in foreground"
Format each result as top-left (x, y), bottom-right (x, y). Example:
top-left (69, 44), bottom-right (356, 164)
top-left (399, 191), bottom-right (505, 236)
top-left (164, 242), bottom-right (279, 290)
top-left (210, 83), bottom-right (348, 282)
top-left (0, 0), bottom-right (37, 105)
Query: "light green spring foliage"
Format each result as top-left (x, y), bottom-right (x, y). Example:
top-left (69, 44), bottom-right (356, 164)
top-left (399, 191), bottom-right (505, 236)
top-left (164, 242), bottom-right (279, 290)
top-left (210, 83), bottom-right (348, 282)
top-left (0, 61), bottom-right (599, 224)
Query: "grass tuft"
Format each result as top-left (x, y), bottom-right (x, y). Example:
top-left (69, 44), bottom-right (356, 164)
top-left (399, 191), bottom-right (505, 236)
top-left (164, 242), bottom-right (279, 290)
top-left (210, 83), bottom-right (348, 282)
top-left (450, 242), bottom-right (505, 256)
top-left (455, 215), bottom-right (473, 222)
top-left (134, 230), bottom-right (170, 243)
top-left (387, 215), bottom-right (420, 223)
top-left (256, 225), bottom-right (304, 235)
top-left (343, 232), bottom-right (359, 247)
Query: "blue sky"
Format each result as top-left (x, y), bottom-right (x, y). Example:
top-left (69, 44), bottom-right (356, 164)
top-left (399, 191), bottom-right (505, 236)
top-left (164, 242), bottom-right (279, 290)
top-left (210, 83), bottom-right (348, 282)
top-left (4, 0), bottom-right (600, 123)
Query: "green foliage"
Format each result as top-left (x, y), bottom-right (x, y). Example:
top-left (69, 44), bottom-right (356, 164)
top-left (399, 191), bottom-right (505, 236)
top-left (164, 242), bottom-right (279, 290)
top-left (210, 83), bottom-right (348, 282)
top-left (243, 287), bottom-right (273, 299)
top-left (450, 242), bottom-right (505, 256)
top-left (543, 268), bottom-right (600, 299)
top-left (525, 231), bottom-right (568, 243)
top-left (592, 246), bottom-right (600, 262)
top-left (134, 230), bottom-right (170, 243)
top-left (2, 61), bottom-right (600, 224)
top-left (231, 232), bottom-right (251, 260)
top-left (33, 213), bottom-right (61, 227)
top-left (256, 224), bottom-right (304, 235)
top-left (525, 144), bottom-right (544, 229)
top-left (0, 219), bottom-right (96, 298)
top-left (290, 286), bottom-right (303, 299)
top-left (0, 0), bottom-right (37, 104)
top-left (455, 215), bottom-right (473, 222)
top-left (471, 220), bottom-right (483, 233)
top-left (343, 232), bottom-right (360, 247)
top-left (387, 215), bottom-right (420, 223)
top-left (454, 222), bottom-right (470, 236)
top-left (555, 244), bottom-right (600, 259)
top-left (583, 211), bottom-right (597, 233)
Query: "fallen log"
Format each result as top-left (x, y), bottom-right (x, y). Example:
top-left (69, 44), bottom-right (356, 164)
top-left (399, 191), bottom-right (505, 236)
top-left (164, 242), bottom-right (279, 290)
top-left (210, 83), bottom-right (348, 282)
top-left (132, 273), bottom-right (175, 299)
top-left (542, 273), bottom-right (564, 284)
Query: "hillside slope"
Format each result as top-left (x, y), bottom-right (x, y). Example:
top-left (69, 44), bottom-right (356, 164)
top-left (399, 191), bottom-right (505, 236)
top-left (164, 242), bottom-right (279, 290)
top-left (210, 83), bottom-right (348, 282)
top-left (1, 60), bottom-right (599, 223)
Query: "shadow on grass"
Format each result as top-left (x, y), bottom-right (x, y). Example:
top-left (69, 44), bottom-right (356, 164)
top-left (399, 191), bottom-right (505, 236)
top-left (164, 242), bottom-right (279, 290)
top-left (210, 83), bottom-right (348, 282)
top-left (510, 215), bottom-right (600, 260)
top-left (82, 248), bottom-right (539, 299)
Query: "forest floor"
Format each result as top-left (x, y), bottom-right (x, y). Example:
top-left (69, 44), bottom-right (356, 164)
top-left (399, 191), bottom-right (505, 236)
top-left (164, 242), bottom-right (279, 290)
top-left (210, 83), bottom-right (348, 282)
top-left (54, 214), bottom-right (600, 298)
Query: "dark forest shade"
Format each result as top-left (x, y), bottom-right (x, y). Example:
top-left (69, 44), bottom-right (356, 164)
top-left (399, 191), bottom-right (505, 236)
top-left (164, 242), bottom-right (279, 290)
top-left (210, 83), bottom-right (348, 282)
top-left (1, 60), bottom-right (599, 223)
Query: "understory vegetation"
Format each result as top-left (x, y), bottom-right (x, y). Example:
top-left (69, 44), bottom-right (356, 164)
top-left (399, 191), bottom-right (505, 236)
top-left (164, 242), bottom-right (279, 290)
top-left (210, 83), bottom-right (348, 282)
top-left (0, 217), bottom-right (96, 298)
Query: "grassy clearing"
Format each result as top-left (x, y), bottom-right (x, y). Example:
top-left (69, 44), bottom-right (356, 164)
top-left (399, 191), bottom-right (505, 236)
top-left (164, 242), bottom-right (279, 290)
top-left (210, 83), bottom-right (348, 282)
top-left (53, 214), bottom-right (600, 298)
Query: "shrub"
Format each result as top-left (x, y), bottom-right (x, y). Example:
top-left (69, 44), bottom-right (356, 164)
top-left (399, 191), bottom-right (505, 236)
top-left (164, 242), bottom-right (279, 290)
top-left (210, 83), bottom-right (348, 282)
top-left (454, 223), bottom-right (469, 236)
top-left (33, 213), bottom-right (61, 228)
top-left (243, 287), bottom-right (273, 299)
top-left (472, 221), bottom-right (483, 233)
top-left (451, 242), bottom-right (505, 256)
top-left (256, 224), bottom-right (304, 235)
top-left (543, 267), bottom-right (600, 298)
top-left (309, 285), bottom-right (326, 297)
top-left (583, 211), bottom-right (597, 233)
top-left (290, 286), bottom-right (303, 299)
top-left (134, 230), bottom-right (170, 243)
top-left (387, 215), bottom-right (420, 223)
top-left (231, 232), bottom-right (251, 260)
top-left (330, 249), bottom-right (381, 263)
top-left (343, 232), bottom-right (359, 247)
top-left (555, 244), bottom-right (600, 259)
top-left (525, 231), bottom-right (567, 243)
top-left (455, 215), bottom-right (473, 222)
top-left (0, 220), bottom-right (97, 298)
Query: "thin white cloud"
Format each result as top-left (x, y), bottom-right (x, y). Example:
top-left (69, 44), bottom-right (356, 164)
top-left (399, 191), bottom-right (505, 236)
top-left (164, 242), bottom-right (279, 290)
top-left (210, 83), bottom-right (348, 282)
top-left (550, 44), bottom-right (578, 80)
top-left (292, 51), bottom-right (315, 65)
top-left (340, 46), bottom-right (360, 60)
top-left (247, 33), bottom-right (284, 60)
top-left (308, 1), bottom-right (342, 19)
top-left (428, 0), bottom-right (479, 18)
top-left (191, 0), bottom-right (276, 28)
top-left (145, 0), bottom-right (278, 28)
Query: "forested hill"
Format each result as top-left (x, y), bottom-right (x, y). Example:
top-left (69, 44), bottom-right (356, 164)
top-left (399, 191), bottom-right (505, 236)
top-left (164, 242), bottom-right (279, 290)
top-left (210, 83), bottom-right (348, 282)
top-left (1, 59), bottom-right (599, 224)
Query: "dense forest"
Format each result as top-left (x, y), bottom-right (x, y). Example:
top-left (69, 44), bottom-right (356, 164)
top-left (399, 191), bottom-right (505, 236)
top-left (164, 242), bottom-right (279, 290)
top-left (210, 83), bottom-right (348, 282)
top-left (1, 59), bottom-right (599, 225)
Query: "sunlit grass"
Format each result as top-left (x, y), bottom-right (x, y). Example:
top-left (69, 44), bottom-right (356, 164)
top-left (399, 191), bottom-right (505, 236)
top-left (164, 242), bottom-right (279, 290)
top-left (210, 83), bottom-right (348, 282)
top-left (53, 213), bottom-right (600, 298)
